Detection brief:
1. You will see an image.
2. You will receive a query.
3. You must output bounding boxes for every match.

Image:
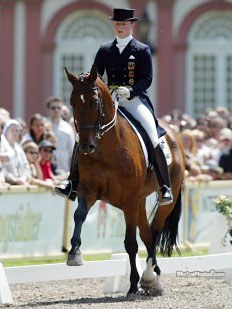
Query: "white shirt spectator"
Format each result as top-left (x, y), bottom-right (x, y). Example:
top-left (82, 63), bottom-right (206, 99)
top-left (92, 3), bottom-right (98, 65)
top-left (46, 96), bottom-right (75, 173)
top-left (51, 119), bottom-right (75, 172)
top-left (2, 119), bottom-right (31, 184)
top-left (3, 142), bottom-right (31, 184)
top-left (0, 134), bottom-right (12, 156)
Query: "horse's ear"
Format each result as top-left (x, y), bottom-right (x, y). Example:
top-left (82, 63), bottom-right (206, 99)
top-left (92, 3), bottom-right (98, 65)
top-left (64, 67), bottom-right (77, 85)
top-left (89, 64), bottom-right (98, 82)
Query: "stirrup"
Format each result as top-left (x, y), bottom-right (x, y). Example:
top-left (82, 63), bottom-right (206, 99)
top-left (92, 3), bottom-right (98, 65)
top-left (53, 179), bottom-right (77, 201)
top-left (157, 185), bottom-right (173, 206)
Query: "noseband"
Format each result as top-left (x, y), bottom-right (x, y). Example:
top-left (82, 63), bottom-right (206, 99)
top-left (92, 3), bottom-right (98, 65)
top-left (72, 84), bottom-right (118, 140)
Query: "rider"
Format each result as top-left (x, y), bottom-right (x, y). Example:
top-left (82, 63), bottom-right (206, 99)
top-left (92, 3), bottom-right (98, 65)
top-left (54, 8), bottom-right (173, 205)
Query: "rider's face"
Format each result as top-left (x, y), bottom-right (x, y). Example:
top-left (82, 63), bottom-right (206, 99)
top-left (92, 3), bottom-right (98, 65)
top-left (114, 21), bottom-right (134, 39)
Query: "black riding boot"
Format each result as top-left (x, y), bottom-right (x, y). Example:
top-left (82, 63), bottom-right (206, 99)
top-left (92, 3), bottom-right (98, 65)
top-left (154, 143), bottom-right (173, 206)
top-left (54, 142), bottom-right (79, 201)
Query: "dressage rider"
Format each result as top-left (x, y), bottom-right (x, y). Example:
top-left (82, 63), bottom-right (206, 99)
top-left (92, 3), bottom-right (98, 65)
top-left (54, 8), bottom-right (173, 206)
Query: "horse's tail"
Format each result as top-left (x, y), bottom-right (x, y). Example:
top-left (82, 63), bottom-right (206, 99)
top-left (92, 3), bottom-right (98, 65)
top-left (156, 188), bottom-right (182, 256)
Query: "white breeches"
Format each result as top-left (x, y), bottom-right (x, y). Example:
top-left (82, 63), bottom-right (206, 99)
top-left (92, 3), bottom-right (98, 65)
top-left (118, 97), bottom-right (159, 148)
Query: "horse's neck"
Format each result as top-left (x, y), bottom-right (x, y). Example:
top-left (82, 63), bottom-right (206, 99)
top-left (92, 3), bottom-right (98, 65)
top-left (95, 84), bottom-right (121, 155)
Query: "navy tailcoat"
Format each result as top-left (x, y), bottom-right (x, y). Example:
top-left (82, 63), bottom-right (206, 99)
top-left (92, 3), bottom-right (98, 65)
top-left (94, 38), bottom-right (166, 137)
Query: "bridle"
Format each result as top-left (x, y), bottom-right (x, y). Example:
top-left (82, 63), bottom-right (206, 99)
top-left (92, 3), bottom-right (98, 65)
top-left (71, 83), bottom-right (118, 140)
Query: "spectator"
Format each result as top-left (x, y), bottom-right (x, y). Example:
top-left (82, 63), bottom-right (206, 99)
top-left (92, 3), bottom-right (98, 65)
top-left (0, 107), bottom-right (10, 123)
top-left (61, 105), bottom-right (71, 122)
top-left (205, 137), bottom-right (221, 166)
top-left (2, 119), bottom-right (31, 185)
top-left (207, 117), bottom-right (226, 139)
top-left (21, 113), bottom-right (46, 145)
top-left (0, 166), bottom-right (5, 189)
top-left (218, 128), bottom-right (232, 180)
top-left (228, 116), bottom-right (232, 130)
top-left (192, 129), bottom-right (211, 166)
top-left (187, 163), bottom-right (213, 182)
top-left (46, 96), bottom-right (75, 172)
top-left (43, 130), bottom-right (66, 177)
top-left (16, 117), bottom-right (28, 143)
top-left (43, 130), bottom-right (57, 147)
top-left (201, 163), bottom-right (223, 180)
top-left (23, 141), bottom-right (54, 188)
top-left (68, 116), bottom-right (77, 136)
top-left (216, 107), bottom-right (230, 123)
top-left (0, 117), bottom-right (12, 188)
top-left (180, 129), bottom-right (200, 171)
top-left (0, 116), bottom-right (12, 163)
top-left (38, 140), bottom-right (59, 185)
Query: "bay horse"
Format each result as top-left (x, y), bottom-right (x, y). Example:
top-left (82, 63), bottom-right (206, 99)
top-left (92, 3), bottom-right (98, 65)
top-left (65, 65), bottom-right (185, 296)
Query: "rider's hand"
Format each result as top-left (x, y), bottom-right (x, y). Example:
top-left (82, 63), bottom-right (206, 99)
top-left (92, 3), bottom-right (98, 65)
top-left (116, 87), bottom-right (130, 101)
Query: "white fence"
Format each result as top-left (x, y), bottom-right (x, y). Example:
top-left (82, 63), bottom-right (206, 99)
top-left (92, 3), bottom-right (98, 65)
top-left (1, 252), bottom-right (232, 304)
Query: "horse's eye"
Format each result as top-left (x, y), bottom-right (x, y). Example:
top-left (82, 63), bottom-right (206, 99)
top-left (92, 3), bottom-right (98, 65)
top-left (90, 100), bottom-right (99, 108)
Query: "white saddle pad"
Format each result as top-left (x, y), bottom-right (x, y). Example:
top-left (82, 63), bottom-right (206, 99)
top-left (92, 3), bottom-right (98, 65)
top-left (118, 108), bottom-right (172, 167)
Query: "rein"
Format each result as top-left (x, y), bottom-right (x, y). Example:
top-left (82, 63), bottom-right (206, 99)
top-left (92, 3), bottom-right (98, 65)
top-left (72, 83), bottom-right (118, 140)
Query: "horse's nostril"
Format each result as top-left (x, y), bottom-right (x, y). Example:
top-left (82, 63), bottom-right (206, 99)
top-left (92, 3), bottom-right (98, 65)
top-left (79, 144), bottom-right (95, 154)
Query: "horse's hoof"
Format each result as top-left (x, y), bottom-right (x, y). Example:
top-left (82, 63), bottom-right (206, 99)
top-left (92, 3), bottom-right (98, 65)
top-left (126, 291), bottom-right (140, 300)
top-left (140, 278), bottom-right (157, 291)
top-left (149, 285), bottom-right (164, 296)
top-left (66, 250), bottom-right (83, 266)
top-left (140, 278), bottom-right (163, 296)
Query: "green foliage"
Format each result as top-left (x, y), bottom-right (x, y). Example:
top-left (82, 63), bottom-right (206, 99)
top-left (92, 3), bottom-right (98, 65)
top-left (214, 195), bottom-right (232, 245)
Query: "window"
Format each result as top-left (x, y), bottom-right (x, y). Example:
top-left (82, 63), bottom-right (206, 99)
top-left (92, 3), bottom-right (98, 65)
top-left (187, 11), bottom-right (232, 116)
top-left (54, 10), bottom-right (114, 104)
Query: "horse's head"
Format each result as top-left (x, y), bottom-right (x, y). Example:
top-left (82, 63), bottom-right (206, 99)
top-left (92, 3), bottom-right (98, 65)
top-left (65, 65), bottom-right (104, 154)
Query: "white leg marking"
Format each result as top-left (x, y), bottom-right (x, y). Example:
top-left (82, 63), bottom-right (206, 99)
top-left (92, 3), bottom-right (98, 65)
top-left (140, 258), bottom-right (157, 290)
top-left (140, 258), bottom-right (164, 296)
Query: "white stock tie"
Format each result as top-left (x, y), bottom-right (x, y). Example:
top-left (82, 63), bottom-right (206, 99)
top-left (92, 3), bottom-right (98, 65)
top-left (116, 35), bottom-right (133, 54)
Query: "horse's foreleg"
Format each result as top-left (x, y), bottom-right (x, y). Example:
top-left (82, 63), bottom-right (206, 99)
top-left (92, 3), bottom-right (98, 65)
top-left (67, 196), bottom-right (88, 266)
top-left (149, 230), bottom-right (163, 296)
top-left (124, 210), bottom-right (140, 295)
top-left (138, 206), bottom-right (163, 295)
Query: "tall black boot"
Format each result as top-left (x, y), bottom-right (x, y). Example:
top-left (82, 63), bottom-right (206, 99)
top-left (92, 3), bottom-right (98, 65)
top-left (153, 143), bottom-right (173, 206)
top-left (54, 142), bottom-right (79, 201)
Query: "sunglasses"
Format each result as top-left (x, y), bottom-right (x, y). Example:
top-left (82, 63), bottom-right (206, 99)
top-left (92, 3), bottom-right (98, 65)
top-left (28, 151), bottom-right (39, 155)
top-left (41, 148), bottom-right (53, 153)
top-left (50, 106), bottom-right (61, 110)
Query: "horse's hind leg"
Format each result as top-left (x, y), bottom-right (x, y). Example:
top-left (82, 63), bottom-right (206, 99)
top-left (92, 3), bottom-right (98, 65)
top-left (138, 205), bottom-right (163, 296)
top-left (67, 195), bottom-right (88, 266)
top-left (123, 209), bottom-right (140, 295)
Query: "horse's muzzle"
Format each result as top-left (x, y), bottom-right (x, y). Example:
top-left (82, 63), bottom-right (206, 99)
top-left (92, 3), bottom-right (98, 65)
top-left (79, 143), bottom-right (95, 154)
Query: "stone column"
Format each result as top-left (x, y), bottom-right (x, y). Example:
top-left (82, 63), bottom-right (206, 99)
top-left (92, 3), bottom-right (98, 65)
top-left (156, 0), bottom-right (176, 116)
top-left (0, 0), bottom-right (15, 114)
top-left (24, 0), bottom-right (43, 120)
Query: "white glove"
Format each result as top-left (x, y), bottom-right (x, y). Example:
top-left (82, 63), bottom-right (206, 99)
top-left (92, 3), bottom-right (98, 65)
top-left (116, 86), bottom-right (130, 100)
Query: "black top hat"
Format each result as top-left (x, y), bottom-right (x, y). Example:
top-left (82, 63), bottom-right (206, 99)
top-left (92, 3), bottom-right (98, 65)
top-left (109, 8), bottom-right (138, 22)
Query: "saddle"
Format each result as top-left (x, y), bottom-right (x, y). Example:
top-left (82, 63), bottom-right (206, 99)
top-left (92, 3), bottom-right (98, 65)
top-left (118, 107), bottom-right (172, 169)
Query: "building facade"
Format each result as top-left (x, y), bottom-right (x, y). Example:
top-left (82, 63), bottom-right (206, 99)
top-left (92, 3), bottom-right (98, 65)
top-left (1, 0), bottom-right (232, 121)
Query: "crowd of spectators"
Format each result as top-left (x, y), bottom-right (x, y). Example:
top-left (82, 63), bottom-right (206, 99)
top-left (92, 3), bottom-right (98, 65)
top-left (0, 102), bottom-right (232, 192)
top-left (161, 106), bottom-right (232, 181)
top-left (0, 96), bottom-right (75, 191)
